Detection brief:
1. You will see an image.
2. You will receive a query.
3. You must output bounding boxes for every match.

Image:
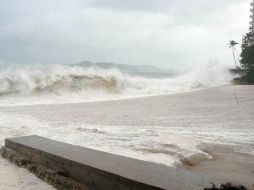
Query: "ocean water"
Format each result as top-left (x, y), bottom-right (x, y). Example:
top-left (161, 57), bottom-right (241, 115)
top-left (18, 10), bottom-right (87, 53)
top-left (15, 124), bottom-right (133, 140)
top-left (1, 63), bottom-right (253, 189)
top-left (0, 62), bottom-right (234, 106)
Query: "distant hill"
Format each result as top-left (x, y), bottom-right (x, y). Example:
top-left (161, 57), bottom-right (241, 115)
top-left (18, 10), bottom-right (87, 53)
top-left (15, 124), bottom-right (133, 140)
top-left (77, 60), bottom-right (178, 78)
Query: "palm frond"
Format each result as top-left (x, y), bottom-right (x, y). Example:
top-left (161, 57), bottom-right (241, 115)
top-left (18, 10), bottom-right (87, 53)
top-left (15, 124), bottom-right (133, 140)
top-left (229, 40), bottom-right (238, 48)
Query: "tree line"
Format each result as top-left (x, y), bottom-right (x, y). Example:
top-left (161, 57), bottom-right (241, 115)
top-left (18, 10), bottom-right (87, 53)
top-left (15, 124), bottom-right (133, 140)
top-left (241, 32), bottom-right (254, 83)
top-left (230, 32), bottom-right (254, 83)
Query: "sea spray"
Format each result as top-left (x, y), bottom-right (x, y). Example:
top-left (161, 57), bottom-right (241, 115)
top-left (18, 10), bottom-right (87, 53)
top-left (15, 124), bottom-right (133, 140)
top-left (0, 62), bottom-right (235, 106)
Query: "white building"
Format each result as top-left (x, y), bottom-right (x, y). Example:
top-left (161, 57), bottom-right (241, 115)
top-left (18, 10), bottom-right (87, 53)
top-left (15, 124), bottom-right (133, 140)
top-left (250, 0), bottom-right (254, 34)
top-left (244, 0), bottom-right (254, 46)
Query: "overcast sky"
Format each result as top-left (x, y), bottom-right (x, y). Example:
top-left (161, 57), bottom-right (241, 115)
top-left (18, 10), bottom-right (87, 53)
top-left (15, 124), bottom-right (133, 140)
top-left (0, 0), bottom-right (250, 70)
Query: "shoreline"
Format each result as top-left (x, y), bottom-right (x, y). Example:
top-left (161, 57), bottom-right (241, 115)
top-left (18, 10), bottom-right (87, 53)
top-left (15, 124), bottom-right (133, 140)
top-left (0, 85), bottom-right (254, 189)
top-left (0, 84), bottom-right (243, 108)
top-left (183, 145), bottom-right (254, 190)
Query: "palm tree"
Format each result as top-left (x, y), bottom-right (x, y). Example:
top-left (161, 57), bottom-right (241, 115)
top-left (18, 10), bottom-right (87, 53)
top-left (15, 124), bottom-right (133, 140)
top-left (245, 32), bottom-right (253, 45)
top-left (229, 40), bottom-right (238, 68)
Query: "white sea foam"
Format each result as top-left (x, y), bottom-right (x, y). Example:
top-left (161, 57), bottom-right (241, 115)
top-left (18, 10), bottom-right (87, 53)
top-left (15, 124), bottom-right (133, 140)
top-left (1, 111), bottom-right (253, 168)
top-left (0, 63), bottom-right (240, 189)
top-left (0, 63), bottom-right (235, 106)
top-left (0, 158), bottom-right (54, 190)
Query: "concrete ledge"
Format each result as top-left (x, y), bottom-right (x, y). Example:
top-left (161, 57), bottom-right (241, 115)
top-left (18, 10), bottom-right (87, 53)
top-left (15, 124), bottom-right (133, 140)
top-left (2, 135), bottom-right (217, 190)
top-left (1, 147), bottom-right (91, 190)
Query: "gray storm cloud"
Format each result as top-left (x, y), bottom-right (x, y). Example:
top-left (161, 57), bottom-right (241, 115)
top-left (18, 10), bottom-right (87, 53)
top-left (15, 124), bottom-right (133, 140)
top-left (0, 0), bottom-right (250, 69)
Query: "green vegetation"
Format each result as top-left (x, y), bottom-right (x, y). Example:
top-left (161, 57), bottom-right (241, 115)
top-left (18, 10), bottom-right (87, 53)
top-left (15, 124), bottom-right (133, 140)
top-left (241, 33), bottom-right (254, 83)
top-left (229, 40), bottom-right (239, 68)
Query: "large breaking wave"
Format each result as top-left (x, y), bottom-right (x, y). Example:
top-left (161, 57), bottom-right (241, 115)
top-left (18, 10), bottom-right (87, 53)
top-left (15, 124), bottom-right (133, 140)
top-left (0, 63), bottom-right (235, 106)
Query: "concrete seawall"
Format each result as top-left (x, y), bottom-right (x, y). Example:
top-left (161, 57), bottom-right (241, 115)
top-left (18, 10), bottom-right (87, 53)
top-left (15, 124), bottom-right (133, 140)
top-left (1, 135), bottom-right (219, 190)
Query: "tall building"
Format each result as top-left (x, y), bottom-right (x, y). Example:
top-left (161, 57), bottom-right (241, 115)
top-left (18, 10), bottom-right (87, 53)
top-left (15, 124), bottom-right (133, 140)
top-left (244, 0), bottom-right (254, 47)
top-left (250, 0), bottom-right (254, 34)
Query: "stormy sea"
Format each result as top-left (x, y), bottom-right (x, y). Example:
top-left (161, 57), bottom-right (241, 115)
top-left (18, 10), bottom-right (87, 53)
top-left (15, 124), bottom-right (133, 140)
top-left (0, 62), bottom-right (253, 189)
